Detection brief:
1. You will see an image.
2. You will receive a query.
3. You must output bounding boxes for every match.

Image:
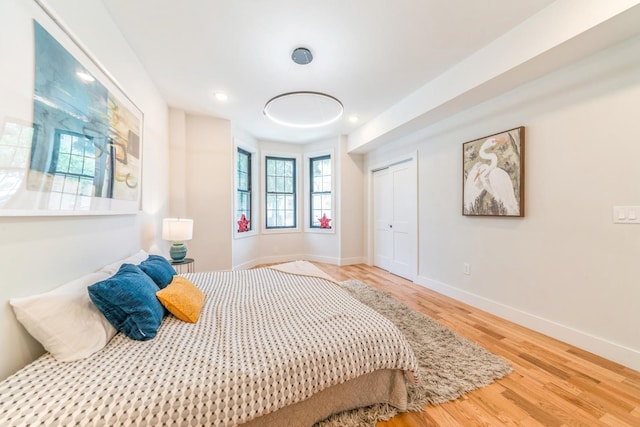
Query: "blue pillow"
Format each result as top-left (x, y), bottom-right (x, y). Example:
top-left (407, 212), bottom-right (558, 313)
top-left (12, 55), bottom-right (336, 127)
top-left (138, 255), bottom-right (176, 289)
top-left (88, 264), bottom-right (164, 341)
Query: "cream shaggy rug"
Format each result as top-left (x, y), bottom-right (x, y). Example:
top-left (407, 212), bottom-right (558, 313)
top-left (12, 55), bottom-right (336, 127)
top-left (315, 279), bottom-right (513, 427)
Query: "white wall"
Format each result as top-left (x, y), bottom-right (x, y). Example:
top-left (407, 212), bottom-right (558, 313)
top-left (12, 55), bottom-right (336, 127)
top-left (170, 122), bottom-right (349, 270)
top-left (366, 35), bottom-right (640, 370)
top-left (338, 136), bottom-right (365, 265)
top-left (0, 0), bottom-right (169, 380)
top-left (231, 128), bottom-right (261, 269)
top-left (227, 135), bottom-right (363, 268)
top-left (168, 109), bottom-right (188, 217)
top-left (249, 137), bottom-right (363, 267)
top-left (303, 138), bottom-right (340, 264)
top-left (256, 140), bottom-right (306, 264)
top-left (168, 111), bottom-right (233, 271)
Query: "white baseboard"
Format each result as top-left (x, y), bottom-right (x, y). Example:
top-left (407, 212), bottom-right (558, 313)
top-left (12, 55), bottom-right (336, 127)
top-left (233, 255), bottom-right (364, 270)
top-left (303, 254), bottom-right (341, 265)
top-left (232, 259), bottom-right (260, 270)
top-left (338, 256), bottom-right (366, 266)
top-left (415, 275), bottom-right (640, 372)
top-left (233, 254), bottom-right (305, 271)
top-left (302, 254), bottom-right (366, 265)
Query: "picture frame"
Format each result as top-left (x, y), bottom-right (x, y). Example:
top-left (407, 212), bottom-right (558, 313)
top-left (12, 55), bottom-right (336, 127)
top-left (0, 0), bottom-right (143, 216)
top-left (462, 127), bottom-right (524, 217)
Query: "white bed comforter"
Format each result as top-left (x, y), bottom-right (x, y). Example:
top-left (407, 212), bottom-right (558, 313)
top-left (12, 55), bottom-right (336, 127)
top-left (0, 268), bottom-right (418, 426)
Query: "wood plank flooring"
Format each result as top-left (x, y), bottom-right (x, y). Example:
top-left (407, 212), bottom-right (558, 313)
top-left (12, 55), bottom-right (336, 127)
top-left (311, 263), bottom-right (640, 427)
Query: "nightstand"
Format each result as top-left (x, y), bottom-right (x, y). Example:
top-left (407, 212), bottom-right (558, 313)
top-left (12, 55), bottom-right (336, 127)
top-left (170, 258), bottom-right (195, 274)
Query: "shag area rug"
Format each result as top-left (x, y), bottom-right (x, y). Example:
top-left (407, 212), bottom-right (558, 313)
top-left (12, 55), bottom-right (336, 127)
top-left (315, 279), bottom-right (513, 427)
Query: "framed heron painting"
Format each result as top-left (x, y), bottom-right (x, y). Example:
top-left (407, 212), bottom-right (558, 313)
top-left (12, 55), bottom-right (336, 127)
top-left (462, 127), bottom-right (524, 217)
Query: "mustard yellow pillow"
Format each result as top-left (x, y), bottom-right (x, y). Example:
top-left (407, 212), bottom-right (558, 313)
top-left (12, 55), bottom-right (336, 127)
top-left (156, 276), bottom-right (205, 323)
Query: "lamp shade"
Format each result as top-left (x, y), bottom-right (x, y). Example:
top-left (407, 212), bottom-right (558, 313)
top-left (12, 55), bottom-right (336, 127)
top-left (162, 218), bottom-right (193, 242)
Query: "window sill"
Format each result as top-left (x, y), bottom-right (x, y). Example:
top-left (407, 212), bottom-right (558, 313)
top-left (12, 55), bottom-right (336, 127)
top-left (304, 227), bottom-right (335, 234)
top-left (262, 227), bottom-right (300, 235)
top-left (234, 230), bottom-right (258, 240)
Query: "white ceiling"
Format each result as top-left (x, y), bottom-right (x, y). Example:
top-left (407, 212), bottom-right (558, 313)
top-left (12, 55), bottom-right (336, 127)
top-left (101, 0), bottom-right (559, 145)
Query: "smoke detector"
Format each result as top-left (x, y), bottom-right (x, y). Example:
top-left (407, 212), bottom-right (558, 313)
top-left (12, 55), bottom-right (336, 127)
top-left (291, 47), bottom-right (313, 65)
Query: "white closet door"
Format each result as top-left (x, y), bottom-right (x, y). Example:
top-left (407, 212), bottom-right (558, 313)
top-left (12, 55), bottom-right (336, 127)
top-left (372, 160), bottom-right (417, 280)
top-left (373, 168), bottom-right (393, 271)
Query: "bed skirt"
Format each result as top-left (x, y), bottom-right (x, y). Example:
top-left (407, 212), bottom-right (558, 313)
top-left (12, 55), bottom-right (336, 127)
top-left (241, 369), bottom-right (407, 427)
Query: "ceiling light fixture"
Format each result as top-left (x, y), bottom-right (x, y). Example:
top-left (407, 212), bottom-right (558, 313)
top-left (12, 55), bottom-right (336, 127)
top-left (263, 91), bottom-right (344, 128)
top-left (214, 91), bottom-right (228, 101)
top-left (263, 47), bottom-right (342, 128)
top-left (348, 115), bottom-right (359, 123)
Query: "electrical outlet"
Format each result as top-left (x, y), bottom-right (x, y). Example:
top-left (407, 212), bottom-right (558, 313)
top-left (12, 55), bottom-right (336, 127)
top-left (463, 263), bottom-right (470, 275)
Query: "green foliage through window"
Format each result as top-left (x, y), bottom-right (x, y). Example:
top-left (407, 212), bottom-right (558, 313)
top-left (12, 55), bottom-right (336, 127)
top-left (48, 129), bottom-right (97, 210)
top-left (236, 148), bottom-right (252, 232)
top-left (265, 156), bottom-right (296, 228)
top-left (310, 155), bottom-right (332, 228)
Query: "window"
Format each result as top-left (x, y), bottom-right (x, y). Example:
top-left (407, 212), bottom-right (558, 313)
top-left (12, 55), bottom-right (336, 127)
top-left (236, 148), bottom-right (252, 232)
top-left (0, 121), bottom-right (33, 204)
top-left (309, 155), bottom-right (332, 228)
top-left (265, 156), bottom-right (296, 229)
top-left (48, 129), bottom-right (99, 210)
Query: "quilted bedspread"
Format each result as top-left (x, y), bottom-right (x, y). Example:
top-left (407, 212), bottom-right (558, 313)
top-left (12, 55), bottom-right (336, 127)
top-left (0, 268), bottom-right (418, 426)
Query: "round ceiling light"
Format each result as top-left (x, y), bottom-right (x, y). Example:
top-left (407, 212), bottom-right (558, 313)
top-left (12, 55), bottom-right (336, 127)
top-left (263, 91), bottom-right (344, 128)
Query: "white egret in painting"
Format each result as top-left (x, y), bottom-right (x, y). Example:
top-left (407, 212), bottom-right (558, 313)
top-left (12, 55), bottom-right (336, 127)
top-left (464, 137), bottom-right (518, 215)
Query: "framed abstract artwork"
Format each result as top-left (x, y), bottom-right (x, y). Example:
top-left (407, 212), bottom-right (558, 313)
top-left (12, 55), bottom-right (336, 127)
top-left (0, 0), bottom-right (143, 216)
top-left (462, 127), bottom-right (525, 217)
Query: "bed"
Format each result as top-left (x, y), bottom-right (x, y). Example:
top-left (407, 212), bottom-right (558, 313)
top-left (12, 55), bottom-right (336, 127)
top-left (0, 258), bottom-right (418, 426)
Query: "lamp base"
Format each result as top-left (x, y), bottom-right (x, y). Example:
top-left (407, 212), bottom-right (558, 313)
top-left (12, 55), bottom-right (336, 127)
top-left (169, 242), bottom-right (187, 262)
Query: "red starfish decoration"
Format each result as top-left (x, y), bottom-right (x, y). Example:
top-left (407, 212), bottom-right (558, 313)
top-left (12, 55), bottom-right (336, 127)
top-left (319, 213), bottom-right (331, 229)
top-left (237, 214), bottom-right (250, 232)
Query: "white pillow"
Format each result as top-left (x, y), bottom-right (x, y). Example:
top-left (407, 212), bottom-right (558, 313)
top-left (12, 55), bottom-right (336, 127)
top-left (99, 249), bottom-right (149, 275)
top-left (10, 271), bottom-right (117, 362)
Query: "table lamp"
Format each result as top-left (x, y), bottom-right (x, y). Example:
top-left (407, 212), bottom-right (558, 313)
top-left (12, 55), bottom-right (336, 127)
top-left (162, 218), bottom-right (193, 262)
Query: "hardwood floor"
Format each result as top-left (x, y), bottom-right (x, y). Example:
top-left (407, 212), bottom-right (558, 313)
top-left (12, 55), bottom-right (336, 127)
top-left (312, 263), bottom-right (640, 427)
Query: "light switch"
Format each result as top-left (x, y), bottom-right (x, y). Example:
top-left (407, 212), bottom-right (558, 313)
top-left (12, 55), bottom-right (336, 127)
top-left (613, 206), bottom-right (640, 224)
